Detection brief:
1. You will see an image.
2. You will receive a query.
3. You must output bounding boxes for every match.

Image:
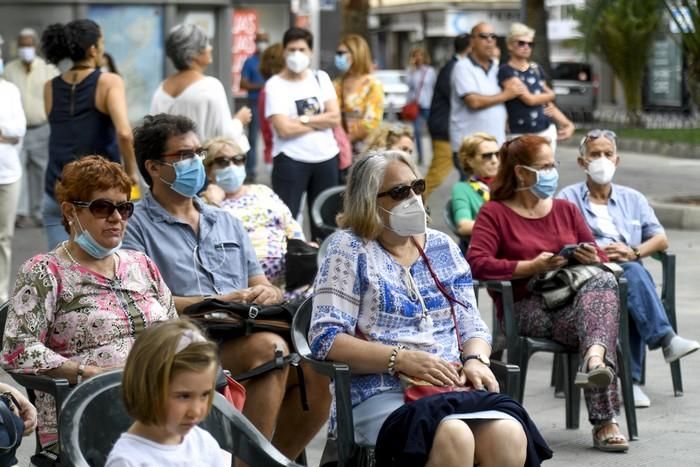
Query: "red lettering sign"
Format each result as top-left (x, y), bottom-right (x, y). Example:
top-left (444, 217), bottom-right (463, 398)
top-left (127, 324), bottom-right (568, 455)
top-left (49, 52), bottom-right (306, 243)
top-left (231, 9), bottom-right (258, 96)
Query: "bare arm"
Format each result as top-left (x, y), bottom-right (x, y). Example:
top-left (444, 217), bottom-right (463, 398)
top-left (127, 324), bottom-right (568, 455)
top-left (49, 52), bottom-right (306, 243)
top-left (513, 79), bottom-right (556, 106)
top-left (464, 79), bottom-right (524, 110)
top-left (240, 77), bottom-right (264, 92)
top-left (103, 75), bottom-right (138, 184)
top-left (543, 103), bottom-right (575, 140)
top-left (172, 275), bottom-right (283, 314)
top-left (457, 219), bottom-right (475, 236)
top-left (43, 360), bottom-right (111, 384)
top-left (269, 114), bottom-right (315, 139)
top-left (306, 98), bottom-right (341, 130)
top-left (43, 80), bottom-right (53, 118)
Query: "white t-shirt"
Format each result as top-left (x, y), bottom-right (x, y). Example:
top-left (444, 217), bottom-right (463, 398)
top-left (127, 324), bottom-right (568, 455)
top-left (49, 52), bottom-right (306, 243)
top-left (105, 426), bottom-right (231, 467)
top-left (264, 69), bottom-right (339, 163)
top-left (150, 76), bottom-right (250, 153)
top-left (0, 79), bottom-right (26, 185)
top-left (589, 202), bottom-right (622, 242)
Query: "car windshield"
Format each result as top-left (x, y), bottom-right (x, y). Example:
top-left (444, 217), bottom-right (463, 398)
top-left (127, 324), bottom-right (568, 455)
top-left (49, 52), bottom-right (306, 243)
top-left (551, 63), bottom-right (592, 82)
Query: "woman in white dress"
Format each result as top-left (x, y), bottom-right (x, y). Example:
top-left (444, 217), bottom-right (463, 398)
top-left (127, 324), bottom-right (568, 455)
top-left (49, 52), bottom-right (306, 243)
top-left (150, 23), bottom-right (251, 153)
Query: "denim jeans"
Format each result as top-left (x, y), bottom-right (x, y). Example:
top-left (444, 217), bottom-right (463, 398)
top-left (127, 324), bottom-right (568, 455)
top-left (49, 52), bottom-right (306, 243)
top-left (412, 107), bottom-right (431, 165)
top-left (42, 193), bottom-right (69, 251)
top-left (622, 261), bottom-right (674, 382)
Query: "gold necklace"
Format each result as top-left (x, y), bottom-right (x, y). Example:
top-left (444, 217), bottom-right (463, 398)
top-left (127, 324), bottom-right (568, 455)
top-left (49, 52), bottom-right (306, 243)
top-left (61, 241), bottom-right (117, 277)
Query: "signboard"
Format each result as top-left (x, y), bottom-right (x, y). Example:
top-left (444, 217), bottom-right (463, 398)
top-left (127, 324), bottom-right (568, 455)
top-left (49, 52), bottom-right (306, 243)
top-left (646, 36), bottom-right (683, 108)
top-left (231, 10), bottom-right (258, 96)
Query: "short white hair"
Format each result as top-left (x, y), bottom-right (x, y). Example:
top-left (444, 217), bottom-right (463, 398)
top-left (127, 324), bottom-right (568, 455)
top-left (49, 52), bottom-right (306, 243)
top-left (507, 23), bottom-right (535, 43)
top-left (19, 28), bottom-right (39, 43)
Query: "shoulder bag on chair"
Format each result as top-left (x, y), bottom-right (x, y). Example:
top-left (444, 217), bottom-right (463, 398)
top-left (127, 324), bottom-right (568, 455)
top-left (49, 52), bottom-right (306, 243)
top-left (285, 237), bottom-right (319, 291)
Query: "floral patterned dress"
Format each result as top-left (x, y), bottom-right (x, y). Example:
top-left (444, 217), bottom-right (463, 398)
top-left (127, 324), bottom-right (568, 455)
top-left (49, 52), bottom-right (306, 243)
top-left (219, 184), bottom-right (304, 287)
top-left (1, 247), bottom-right (177, 444)
top-left (334, 75), bottom-right (384, 146)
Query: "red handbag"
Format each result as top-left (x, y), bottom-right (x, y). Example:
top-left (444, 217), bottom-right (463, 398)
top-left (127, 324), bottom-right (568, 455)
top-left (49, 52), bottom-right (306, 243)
top-left (218, 373), bottom-right (246, 411)
top-left (399, 101), bottom-right (420, 122)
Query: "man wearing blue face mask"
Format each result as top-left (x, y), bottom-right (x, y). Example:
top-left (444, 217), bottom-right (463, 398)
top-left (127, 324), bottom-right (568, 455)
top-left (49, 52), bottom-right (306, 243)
top-left (123, 113), bottom-right (331, 460)
top-left (558, 129), bottom-right (700, 409)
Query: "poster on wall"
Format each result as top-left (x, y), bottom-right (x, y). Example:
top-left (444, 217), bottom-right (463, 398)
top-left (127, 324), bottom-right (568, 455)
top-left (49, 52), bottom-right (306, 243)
top-left (88, 5), bottom-right (164, 122)
top-left (232, 10), bottom-right (258, 96)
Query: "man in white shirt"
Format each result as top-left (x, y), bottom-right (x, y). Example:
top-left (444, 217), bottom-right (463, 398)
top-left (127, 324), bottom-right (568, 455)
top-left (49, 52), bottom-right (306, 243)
top-left (0, 37), bottom-right (28, 301)
top-left (449, 22), bottom-right (524, 177)
top-left (4, 28), bottom-right (59, 228)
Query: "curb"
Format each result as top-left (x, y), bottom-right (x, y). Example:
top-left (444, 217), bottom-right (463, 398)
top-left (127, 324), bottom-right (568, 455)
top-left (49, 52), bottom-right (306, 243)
top-left (650, 199), bottom-right (700, 230)
top-left (560, 137), bottom-right (700, 159)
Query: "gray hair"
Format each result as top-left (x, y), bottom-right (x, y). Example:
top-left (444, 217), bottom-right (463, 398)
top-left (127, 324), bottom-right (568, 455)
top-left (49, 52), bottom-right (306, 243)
top-left (18, 28), bottom-right (39, 44)
top-left (578, 129), bottom-right (618, 157)
top-left (165, 23), bottom-right (209, 71)
top-left (338, 150), bottom-right (420, 240)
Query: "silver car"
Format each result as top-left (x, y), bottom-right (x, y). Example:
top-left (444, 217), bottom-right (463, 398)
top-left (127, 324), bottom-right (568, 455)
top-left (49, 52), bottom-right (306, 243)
top-left (551, 62), bottom-right (598, 122)
top-left (374, 70), bottom-right (409, 118)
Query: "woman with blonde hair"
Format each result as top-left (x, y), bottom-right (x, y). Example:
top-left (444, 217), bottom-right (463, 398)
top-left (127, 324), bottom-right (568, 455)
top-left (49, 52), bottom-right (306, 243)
top-left (405, 46), bottom-right (436, 165)
top-left (451, 132), bottom-right (500, 236)
top-left (363, 123), bottom-right (415, 156)
top-left (334, 34), bottom-right (384, 152)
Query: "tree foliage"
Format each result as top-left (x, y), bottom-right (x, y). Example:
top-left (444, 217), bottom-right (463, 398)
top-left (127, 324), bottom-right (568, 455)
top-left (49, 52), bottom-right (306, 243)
top-left (664, 0), bottom-right (700, 109)
top-left (572, 0), bottom-right (663, 121)
top-left (524, 0), bottom-right (553, 79)
top-left (342, 0), bottom-right (370, 40)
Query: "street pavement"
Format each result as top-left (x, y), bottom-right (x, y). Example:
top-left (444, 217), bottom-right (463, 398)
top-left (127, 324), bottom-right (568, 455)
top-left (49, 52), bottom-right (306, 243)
top-left (4, 144), bottom-right (700, 466)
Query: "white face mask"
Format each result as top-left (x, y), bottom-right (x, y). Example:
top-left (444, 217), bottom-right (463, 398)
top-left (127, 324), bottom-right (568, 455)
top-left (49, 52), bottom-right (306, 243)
top-left (18, 46), bottom-right (36, 63)
top-left (381, 194), bottom-right (427, 237)
top-left (586, 157), bottom-right (616, 185)
top-left (286, 51), bottom-right (310, 74)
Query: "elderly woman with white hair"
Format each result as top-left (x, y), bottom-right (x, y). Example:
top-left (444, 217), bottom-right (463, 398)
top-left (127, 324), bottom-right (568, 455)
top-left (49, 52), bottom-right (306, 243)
top-left (150, 23), bottom-right (252, 153)
top-left (308, 150), bottom-right (551, 467)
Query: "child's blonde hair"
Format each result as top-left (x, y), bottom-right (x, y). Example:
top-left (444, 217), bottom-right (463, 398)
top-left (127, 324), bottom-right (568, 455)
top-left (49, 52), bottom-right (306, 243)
top-left (363, 123), bottom-right (414, 154)
top-left (122, 319), bottom-right (219, 425)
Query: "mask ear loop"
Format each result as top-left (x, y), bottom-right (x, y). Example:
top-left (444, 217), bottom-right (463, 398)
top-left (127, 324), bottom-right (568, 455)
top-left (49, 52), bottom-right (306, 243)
top-left (515, 165), bottom-right (538, 191)
top-left (191, 243), bottom-right (228, 297)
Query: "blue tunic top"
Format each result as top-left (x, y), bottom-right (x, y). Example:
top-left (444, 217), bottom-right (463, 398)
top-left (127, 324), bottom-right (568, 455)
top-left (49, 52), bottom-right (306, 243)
top-left (46, 69), bottom-right (120, 198)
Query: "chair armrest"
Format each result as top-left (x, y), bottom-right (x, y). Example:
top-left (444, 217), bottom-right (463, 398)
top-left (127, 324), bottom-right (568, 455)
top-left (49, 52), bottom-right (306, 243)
top-left (9, 373), bottom-right (72, 412)
top-left (490, 360), bottom-right (520, 400)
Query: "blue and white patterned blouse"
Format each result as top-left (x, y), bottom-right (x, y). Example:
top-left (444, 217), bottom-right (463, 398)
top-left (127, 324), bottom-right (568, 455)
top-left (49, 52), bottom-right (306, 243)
top-left (309, 228), bottom-right (491, 412)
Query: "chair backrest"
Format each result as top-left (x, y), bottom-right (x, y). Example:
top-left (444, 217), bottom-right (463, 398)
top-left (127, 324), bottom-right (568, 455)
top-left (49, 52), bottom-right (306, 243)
top-left (311, 186), bottom-right (345, 239)
top-left (0, 301), bottom-right (10, 349)
top-left (59, 370), bottom-right (301, 467)
top-left (442, 198), bottom-right (460, 236)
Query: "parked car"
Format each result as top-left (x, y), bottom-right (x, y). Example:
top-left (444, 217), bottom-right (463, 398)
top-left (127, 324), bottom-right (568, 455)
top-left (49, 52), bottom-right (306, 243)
top-left (551, 62), bottom-right (598, 122)
top-left (374, 69), bottom-right (409, 119)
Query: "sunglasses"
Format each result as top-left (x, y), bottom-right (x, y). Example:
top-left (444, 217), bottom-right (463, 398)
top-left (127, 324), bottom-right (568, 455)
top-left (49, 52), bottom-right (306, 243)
top-left (579, 129), bottom-right (617, 152)
top-left (335, 50), bottom-right (349, 56)
top-left (479, 151), bottom-right (499, 160)
top-left (478, 32), bottom-right (498, 41)
top-left (213, 154), bottom-right (246, 168)
top-left (377, 179), bottom-right (426, 201)
top-left (161, 148), bottom-right (207, 161)
top-left (72, 199), bottom-right (134, 219)
top-left (516, 40), bottom-right (534, 48)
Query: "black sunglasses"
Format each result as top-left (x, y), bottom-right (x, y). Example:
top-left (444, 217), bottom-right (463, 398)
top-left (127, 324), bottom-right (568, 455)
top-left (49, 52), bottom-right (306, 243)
top-left (516, 40), bottom-right (534, 48)
top-left (479, 151), bottom-right (499, 160)
top-left (335, 50), bottom-right (349, 56)
top-left (377, 179), bottom-right (426, 201)
top-left (72, 199), bottom-right (135, 220)
top-left (213, 154), bottom-right (246, 168)
top-left (478, 32), bottom-right (497, 40)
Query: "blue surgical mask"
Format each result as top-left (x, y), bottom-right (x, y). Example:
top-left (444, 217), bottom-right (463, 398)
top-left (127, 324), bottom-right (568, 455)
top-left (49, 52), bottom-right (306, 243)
top-left (335, 54), bottom-right (350, 72)
top-left (160, 155), bottom-right (206, 198)
top-left (519, 166), bottom-right (559, 199)
top-left (215, 165), bottom-right (246, 193)
top-left (73, 216), bottom-right (121, 259)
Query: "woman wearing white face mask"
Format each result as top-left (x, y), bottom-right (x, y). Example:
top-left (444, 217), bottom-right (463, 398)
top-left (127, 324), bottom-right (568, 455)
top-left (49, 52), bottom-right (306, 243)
top-left (309, 150), bottom-right (551, 467)
top-left (200, 137), bottom-right (305, 290)
top-left (264, 27), bottom-right (341, 242)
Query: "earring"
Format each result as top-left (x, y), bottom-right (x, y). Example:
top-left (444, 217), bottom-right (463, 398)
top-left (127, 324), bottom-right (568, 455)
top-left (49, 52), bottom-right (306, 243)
top-left (68, 220), bottom-right (73, 226)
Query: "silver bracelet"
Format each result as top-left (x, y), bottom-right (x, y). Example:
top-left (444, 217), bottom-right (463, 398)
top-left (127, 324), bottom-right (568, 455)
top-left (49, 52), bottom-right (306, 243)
top-left (77, 364), bottom-right (85, 385)
top-left (387, 345), bottom-right (406, 376)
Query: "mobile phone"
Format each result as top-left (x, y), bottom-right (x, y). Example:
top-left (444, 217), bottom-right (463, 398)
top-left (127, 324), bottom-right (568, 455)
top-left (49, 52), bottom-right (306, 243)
top-left (558, 242), bottom-right (594, 258)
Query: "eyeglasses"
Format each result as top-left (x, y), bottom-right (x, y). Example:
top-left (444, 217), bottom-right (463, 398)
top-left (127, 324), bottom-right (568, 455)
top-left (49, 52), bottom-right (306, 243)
top-left (516, 40), bottom-right (534, 48)
top-left (377, 179), bottom-right (426, 201)
top-left (477, 32), bottom-right (498, 41)
top-left (523, 160), bottom-right (561, 172)
top-left (479, 151), bottom-right (499, 160)
top-left (213, 154), bottom-right (246, 168)
top-left (160, 148), bottom-right (207, 161)
top-left (72, 199), bottom-right (135, 219)
top-left (335, 50), bottom-right (349, 56)
top-left (579, 129), bottom-right (617, 153)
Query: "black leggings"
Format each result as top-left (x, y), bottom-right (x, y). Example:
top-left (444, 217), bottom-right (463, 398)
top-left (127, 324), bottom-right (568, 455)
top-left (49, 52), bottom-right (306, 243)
top-left (271, 153), bottom-right (340, 241)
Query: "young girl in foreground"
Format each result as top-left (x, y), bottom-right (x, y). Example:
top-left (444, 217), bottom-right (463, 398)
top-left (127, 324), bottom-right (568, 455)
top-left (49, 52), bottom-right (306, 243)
top-left (106, 320), bottom-right (230, 466)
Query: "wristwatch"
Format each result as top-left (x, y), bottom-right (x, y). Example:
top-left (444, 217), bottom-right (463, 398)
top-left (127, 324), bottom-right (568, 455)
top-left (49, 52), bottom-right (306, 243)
top-left (299, 115), bottom-right (310, 125)
top-left (461, 354), bottom-right (491, 366)
top-left (631, 246), bottom-right (641, 260)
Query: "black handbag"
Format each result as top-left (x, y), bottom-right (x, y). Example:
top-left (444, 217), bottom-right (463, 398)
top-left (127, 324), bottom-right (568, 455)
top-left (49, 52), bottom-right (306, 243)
top-left (183, 298), bottom-right (301, 340)
top-left (285, 238), bottom-right (319, 291)
top-left (0, 392), bottom-right (24, 467)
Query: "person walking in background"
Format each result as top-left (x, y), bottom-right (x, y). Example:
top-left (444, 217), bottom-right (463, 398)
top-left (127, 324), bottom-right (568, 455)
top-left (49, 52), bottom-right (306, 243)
top-left (0, 40), bottom-right (27, 302)
top-left (334, 34), bottom-right (384, 153)
top-left (450, 22), bottom-right (524, 167)
top-left (100, 52), bottom-right (119, 74)
top-left (257, 43), bottom-right (285, 171)
top-left (41, 19), bottom-right (138, 250)
top-left (425, 33), bottom-right (470, 198)
top-left (406, 47), bottom-right (435, 165)
top-left (4, 28), bottom-right (59, 229)
top-left (151, 23), bottom-right (252, 155)
top-left (240, 31), bottom-right (269, 183)
top-left (265, 27), bottom-right (340, 242)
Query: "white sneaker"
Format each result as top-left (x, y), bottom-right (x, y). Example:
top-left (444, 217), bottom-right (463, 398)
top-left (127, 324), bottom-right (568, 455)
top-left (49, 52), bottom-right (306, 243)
top-left (633, 384), bottom-right (651, 408)
top-left (662, 335), bottom-right (700, 363)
